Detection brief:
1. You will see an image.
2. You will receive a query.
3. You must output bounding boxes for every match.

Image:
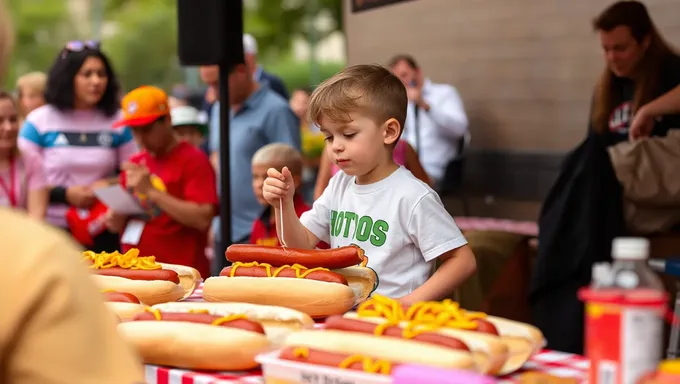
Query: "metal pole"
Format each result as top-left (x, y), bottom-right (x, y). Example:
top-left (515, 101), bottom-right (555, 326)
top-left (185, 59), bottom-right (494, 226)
top-left (218, 65), bottom-right (232, 252)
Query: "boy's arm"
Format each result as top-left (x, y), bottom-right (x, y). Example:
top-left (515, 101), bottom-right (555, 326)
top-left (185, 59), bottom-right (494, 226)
top-left (398, 244), bottom-right (477, 305)
top-left (274, 200), bottom-right (320, 249)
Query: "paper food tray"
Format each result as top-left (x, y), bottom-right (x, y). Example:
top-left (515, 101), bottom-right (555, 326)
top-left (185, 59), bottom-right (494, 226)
top-left (255, 350), bottom-right (392, 384)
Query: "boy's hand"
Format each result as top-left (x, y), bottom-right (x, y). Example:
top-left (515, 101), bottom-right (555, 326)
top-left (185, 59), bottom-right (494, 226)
top-left (263, 166), bottom-right (295, 207)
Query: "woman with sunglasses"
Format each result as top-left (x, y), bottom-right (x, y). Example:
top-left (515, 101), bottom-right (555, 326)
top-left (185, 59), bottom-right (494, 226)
top-left (18, 41), bottom-right (138, 252)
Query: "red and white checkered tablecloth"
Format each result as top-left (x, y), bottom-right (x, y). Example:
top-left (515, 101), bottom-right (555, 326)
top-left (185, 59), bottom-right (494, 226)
top-left (144, 350), bottom-right (588, 384)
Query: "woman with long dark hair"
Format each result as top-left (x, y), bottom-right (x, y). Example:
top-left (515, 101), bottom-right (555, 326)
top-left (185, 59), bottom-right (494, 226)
top-left (18, 41), bottom-right (138, 252)
top-left (591, 0), bottom-right (680, 144)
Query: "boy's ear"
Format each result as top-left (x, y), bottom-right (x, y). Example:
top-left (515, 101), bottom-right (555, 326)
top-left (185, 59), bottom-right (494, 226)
top-left (383, 118), bottom-right (401, 145)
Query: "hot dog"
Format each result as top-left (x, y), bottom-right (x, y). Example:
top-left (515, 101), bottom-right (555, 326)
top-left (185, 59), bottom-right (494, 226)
top-left (323, 315), bottom-right (469, 351)
top-left (95, 267), bottom-right (180, 284)
top-left (204, 262), bottom-right (358, 318)
top-left (151, 302), bottom-right (315, 344)
top-left (133, 310), bottom-right (266, 334)
top-left (346, 294), bottom-right (544, 375)
top-left (118, 309), bottom-right (271, 371)
top-left (280, 330), bottom-right (476, 374)
top-left (83, 249), bottom-right (188, 306)
top-left (225, 244), bottom-right (365, 269)
top-left (280, 346), bottom-right (399, 374)
top-left (103, 291), bottom-right (141, 304)
top-left (219, 263), bottom-right (348, 285)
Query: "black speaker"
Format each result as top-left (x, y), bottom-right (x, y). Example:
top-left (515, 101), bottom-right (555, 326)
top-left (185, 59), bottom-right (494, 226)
top-left (177, 0), bottom-right (244, 66)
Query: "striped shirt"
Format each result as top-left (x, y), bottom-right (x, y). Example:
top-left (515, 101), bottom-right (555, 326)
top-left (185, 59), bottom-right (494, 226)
top-left (18, 105), bottom-right (138, 227)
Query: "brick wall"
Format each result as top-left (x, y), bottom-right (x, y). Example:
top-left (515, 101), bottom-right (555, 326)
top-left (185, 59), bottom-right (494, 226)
top-left (344, 0), bottom-right (680, 152)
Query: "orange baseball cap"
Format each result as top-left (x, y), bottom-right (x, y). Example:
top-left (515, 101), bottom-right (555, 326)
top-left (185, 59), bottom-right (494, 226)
top-left (113, 85), bottom-right (170, 128)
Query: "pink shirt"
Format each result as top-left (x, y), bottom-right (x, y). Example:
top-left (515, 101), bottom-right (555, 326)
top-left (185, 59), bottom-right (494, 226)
top-left (18, 105), bottom-right (138, 227)
top-left (331, 139), bottom-right (408, 176)
top-left (0, 151), bottom-right (47, 210)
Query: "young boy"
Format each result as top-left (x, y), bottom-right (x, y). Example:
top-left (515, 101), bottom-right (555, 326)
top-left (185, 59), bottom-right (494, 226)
top-left (262, 64), bottom-right (476, 305)
top-left (170, 105), bottom-right (209, 155)
top-left (251, 143), bottom-right (329, 248)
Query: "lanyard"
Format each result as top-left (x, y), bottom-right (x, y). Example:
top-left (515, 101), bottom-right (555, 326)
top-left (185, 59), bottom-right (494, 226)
top-left (0, 156), bottom-right (17, 207)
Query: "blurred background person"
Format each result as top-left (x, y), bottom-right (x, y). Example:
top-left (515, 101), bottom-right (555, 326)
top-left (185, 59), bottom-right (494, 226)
top-left (388, 54), bottom-right (469, 188)
top-left (208, 62), bottom-right (300, 275)
top-left (171, 104), bottom-right (209, 155)
top-left (243, 33), bottom-right (289, 100)
top-left (15, 71), bottom-right (46, 120)
top-left (0, 1), bottom-right (145, 381)
top-left (18, 42), bottom-right (138, 252)
top-left (0, 91), bottom-right (47, 219)
top-left (290, 86), bottom-right (325, 203)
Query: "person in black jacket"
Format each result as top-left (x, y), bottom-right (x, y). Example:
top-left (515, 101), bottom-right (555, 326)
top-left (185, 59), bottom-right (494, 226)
top-left (531, 0), bottom-right (680, 354)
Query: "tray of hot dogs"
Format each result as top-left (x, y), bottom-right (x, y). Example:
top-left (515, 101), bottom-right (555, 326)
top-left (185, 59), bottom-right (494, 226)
top-left (82, 249), bottom-right (202, 308)
top-left (255, 294), bottom-right (546, 382)
top-left (202, 244), bottom-right (379, 318)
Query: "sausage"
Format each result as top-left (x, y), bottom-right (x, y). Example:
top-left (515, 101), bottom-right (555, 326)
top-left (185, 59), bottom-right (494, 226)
top-left (279, 346), bottom-right (399, 374)
top-left (225, 244), bottom-right (364, 269)
top-left (94, 267), bottom-right (180, 284)
top-left (132, 312), bottom-right (265, 334)
top-left (473, 319), bottom-right (499, 335)
top-left (104, 291), bottom-right (141, 304)
top-left (220, 265), bottom-right (348, 285)
top-left (323, 316), bottom-right (469, 351)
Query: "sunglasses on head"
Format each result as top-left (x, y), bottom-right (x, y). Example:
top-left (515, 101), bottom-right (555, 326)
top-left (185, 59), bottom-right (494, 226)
top-left (61, 40), bottom-right (101, 58)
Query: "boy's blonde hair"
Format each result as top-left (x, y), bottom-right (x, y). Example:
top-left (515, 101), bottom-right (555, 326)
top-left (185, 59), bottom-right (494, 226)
top-left (308, 64), bottom-right (407, 135)
top-left (252, 143), bottom-right (303, 176)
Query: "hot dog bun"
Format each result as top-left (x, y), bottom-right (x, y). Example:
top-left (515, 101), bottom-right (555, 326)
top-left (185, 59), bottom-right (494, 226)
top-left (93, 275), bottom-right (185, 306)
top-left (158, 263), bottom-right (201, 299)
top-left (151, 301), bottom-right (314, 344)
top-left (485, 316), bottom-right (545, 354)
top-left (118, 321), bottom-right (271, 370)
top-left (106, 302), bottom-right (146, 321)
top-left (284, 330), bottom-right (477, 372)
top-left (342, 313), bottom-right (507, 375)
top-left (202, 276), bottom-right (356, 318)
top-left (332, 266), bottom-right (378, 305)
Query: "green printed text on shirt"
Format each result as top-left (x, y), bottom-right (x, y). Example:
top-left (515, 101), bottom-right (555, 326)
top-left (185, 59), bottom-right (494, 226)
top-left (330, 210), bottom-right (389, 247)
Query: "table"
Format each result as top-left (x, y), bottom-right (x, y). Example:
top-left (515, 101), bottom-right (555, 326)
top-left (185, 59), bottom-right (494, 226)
top-left (144, 350), bottom-right (588, 384)
top-left (147, 285), bottom-right (589, 383)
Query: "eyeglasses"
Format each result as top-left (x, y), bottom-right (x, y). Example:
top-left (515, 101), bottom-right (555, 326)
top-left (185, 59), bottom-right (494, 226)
top-left (61, 40), bottom-right (101, 58)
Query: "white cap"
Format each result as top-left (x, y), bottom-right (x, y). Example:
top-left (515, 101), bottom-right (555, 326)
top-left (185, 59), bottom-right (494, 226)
top-left (243, 34), bottom-right (258, 55)
top-left (170, 106), bottom-right (202, 127)
top-left (612, 237), bottom-right (650, 260)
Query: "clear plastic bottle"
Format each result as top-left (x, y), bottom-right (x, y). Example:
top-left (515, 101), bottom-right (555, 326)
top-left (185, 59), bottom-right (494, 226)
top-left (581, 237), bottom-right (668, 384)
top-left (609, 238), bottom-right (664, 292)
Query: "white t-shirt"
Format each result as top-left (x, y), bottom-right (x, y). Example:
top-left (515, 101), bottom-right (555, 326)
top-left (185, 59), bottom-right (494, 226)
top-left (301, 167), bottom-right (467, 298)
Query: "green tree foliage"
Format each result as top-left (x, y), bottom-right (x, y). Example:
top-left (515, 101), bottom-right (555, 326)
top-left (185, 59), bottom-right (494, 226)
top-left (4, 0), bottom-right (343, 91)
top-left (246, 0), bottom-right (342, 59)
top-left (3, 0), bottom-right (75, 88)
top-left (102, 0), bottom-right (183, 91)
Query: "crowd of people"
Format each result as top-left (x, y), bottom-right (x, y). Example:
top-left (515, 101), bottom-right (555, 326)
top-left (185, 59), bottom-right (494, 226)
top-left (0, 30), bottom-right (471, 280)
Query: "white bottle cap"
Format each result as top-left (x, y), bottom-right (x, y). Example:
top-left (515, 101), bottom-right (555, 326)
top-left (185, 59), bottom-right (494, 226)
top-left (612, 237), bottom-right (650, 260)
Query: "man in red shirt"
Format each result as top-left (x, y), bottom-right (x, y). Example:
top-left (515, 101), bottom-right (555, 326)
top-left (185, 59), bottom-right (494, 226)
top-left (105, 86), bottom-right (218, 278)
